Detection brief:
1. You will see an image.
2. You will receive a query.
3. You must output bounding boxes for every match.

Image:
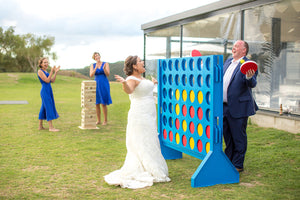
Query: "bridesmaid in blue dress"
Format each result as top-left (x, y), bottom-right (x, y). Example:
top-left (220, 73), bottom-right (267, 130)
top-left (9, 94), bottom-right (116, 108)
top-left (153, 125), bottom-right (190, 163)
top-left (37, 57), bottom-right (60, 132)
top-left (89, 52), bottom-right (112, 125)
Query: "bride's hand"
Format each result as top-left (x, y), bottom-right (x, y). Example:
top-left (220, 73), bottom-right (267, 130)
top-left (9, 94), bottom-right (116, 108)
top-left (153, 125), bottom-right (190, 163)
top-left (151, 76), bottom-right (158, 84)
top-left (114, 75), bottom-right (125, 83)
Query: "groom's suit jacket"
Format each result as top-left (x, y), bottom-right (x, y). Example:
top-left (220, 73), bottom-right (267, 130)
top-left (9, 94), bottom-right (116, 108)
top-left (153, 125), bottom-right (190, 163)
top-left (223, 56), bottom-right (259, 118)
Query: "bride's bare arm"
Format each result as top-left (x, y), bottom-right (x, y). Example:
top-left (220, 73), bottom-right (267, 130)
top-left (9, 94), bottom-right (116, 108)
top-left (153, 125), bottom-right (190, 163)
top-left (114, 75), bottom-right (137, 94)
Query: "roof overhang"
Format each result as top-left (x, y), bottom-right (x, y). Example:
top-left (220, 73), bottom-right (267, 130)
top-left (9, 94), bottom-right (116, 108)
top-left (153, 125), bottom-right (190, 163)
top-left (141, 0), bottom-right (281, 33)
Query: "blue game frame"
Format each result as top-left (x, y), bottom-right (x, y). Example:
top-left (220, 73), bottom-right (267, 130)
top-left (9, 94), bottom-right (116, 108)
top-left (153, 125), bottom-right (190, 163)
top-left (157, 55), bottom-right (239, 187)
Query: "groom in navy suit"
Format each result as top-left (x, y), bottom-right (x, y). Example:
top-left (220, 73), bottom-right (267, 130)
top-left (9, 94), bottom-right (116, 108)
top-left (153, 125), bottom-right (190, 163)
top-left (223, 40), bottom-right (258, 172)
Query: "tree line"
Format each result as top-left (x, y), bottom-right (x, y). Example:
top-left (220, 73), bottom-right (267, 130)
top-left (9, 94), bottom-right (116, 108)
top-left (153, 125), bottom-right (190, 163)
top-left (1, 26), bottom-right (129, 81)
top-left (0, 26), bottom-right (56, 73)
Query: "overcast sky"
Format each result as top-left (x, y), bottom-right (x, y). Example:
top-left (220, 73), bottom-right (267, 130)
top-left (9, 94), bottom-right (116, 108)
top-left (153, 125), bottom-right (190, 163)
top-left (0, 0), bottom-right (219, 69)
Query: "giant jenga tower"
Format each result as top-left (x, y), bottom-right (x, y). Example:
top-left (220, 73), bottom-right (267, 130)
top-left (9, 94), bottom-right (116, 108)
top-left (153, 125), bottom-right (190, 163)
top-left (79, 80), bottom-right (99, 129)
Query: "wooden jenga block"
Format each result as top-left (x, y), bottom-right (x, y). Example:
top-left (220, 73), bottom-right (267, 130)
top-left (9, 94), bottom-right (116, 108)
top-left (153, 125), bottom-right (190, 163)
top-left (81, 114), bottom-right (96, 121)
top-left (79, 80), bottom-right (99, 129)
top-left (81, 109), bottom-right (96, 114)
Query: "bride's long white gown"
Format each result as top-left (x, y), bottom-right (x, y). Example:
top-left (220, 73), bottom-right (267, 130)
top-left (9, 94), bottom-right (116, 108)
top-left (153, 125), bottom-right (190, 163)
top-left (104, 76), bottom-right (170, 189)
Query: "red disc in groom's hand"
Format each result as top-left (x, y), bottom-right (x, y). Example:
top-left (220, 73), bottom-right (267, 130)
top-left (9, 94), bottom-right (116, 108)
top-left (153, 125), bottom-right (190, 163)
top-left (240, 61), bottom-right (258, 74)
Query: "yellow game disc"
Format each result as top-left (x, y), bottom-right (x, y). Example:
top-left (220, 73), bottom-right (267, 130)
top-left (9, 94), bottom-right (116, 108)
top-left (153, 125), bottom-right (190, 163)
top-left (175, 89), bottom-right (180, 100)
top-left (190, 137), bottom-right (195, 150)
top-left (198, 91), bottom-right (203, 104)
top-left (175, 133), bottom-right (180, 144)
top-left (175, 104), bottom-right (180, 115)
top-left (182, 90), bottom-right (187, 101)
top-left (197, 123), bottom-right (203, 136)
top-left (190, 90), bottom-right (195, 103)
top-left (182, 120), bottom-right (187, 132)
top-left (205, 142), bottom-right (210, 153)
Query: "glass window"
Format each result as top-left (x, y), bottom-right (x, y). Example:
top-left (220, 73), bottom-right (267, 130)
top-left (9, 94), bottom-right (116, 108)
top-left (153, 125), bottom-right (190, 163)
top-left (145, 26), bottom-right (181, 78)
top-left (244, 0), bottom-right (300, 114)
top-left (182, 12), bottom-right (241, 59)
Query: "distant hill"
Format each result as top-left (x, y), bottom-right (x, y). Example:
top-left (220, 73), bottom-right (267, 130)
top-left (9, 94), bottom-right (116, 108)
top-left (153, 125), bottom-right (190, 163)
top-left (58, 70), bottom-right (90, 80)
top-left (66, 61), bottom-right (125, 81)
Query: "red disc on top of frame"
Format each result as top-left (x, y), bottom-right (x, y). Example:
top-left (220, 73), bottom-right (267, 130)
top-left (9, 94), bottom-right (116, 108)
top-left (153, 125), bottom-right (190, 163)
top-left (191, 50), bottom-right (202, 57)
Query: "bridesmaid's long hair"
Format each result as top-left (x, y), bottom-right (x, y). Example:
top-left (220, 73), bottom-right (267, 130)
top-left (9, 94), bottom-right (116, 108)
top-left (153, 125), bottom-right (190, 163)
top-left (124, 55), bottom-right (138, 76)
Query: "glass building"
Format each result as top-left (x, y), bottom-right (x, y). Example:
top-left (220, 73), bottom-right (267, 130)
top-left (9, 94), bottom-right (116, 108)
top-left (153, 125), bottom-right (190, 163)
top-left (141, 0), bottom-right (300, 115)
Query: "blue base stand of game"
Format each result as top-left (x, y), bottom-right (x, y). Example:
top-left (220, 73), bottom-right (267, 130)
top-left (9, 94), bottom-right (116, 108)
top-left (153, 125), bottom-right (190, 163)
top-left (191, 146), bottom-right (239, 187)
top-left (160, 141), bottom-right (182, 159)
top-left (160, 140), bottom-right (239, 187)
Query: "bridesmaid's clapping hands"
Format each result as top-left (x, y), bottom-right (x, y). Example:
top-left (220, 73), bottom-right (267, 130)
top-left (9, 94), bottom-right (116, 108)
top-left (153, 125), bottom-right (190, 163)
top-left (55, 66), bottom-right (60, 73)
top-left (50, 65), bottom-right (60, 74)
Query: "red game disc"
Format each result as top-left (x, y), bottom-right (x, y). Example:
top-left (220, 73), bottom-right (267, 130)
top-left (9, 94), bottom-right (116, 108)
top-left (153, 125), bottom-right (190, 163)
top-left (163, 129), bottom-right (167, 139)
top-left (191, 49), bottom-right (202, 57)
top-left (240, 61), bottom-right (258, 75)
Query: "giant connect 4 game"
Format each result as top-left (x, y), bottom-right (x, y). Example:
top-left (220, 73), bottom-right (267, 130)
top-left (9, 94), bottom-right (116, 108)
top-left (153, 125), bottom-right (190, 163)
top-left (157, 55), bottom-right (239, 187)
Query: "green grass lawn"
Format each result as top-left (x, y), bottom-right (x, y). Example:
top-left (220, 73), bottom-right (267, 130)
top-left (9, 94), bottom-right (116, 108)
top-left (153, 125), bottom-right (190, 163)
top-left (0, 73), bottom-right (299, 200)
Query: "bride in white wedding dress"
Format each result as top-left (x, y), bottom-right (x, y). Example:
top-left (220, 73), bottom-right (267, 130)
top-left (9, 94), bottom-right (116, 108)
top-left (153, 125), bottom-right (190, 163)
top-left (104, 56), bottom-right (170, 189)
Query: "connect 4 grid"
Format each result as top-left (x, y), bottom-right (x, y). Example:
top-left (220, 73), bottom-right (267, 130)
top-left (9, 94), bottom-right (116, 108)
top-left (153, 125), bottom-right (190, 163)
top-left (157, 55), bottom-right (239, 187)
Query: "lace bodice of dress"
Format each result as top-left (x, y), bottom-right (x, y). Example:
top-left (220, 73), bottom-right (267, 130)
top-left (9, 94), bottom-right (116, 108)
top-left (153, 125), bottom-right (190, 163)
top-left (126, 76), bottom-right (154, 100)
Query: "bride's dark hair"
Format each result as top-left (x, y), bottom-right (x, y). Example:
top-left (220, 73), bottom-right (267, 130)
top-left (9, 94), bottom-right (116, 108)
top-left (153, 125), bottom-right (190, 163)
top-left (124, 55), bottom-right (138, 76)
